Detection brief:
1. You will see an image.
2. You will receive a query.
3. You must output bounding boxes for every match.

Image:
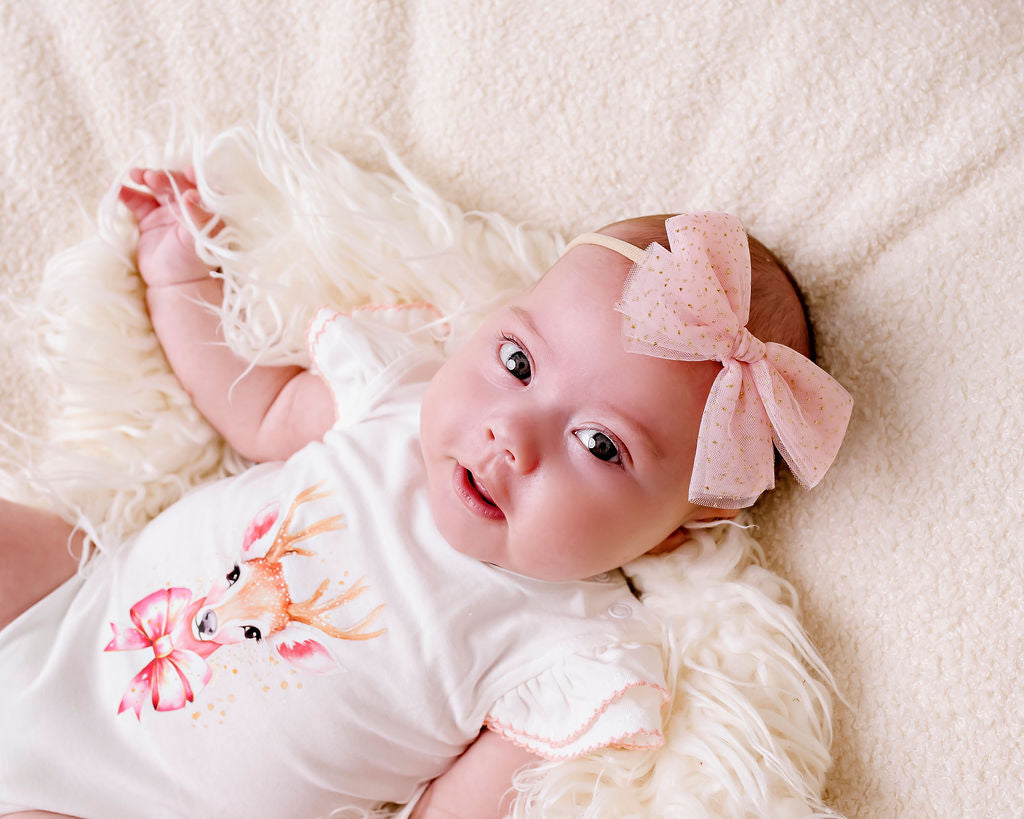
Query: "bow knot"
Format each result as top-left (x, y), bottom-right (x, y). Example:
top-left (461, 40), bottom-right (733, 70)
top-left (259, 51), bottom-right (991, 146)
top-left (611, 212), bottom-right (853, 507)
top-left (729, 327), bottom-right (766, 364)
top-left (152, 634), bottom-right (175, 659)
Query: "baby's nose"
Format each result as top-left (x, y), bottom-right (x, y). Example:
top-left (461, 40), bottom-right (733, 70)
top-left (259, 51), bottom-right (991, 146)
top-left (487, 417), bottom-right (540, 473)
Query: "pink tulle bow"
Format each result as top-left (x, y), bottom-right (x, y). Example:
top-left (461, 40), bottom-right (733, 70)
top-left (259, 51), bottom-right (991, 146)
top-left (104, 587), bottom-right (213, 719)
top-left (614, 212), bottom-right (853, 508)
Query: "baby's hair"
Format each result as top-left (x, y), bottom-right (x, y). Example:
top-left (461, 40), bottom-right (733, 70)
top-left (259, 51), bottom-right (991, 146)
top-left (597, 214), bottom-right (816, 362)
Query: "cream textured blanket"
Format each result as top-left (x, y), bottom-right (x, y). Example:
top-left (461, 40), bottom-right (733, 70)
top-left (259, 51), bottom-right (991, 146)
top-left (2, 2), bottom-right (1022, 817)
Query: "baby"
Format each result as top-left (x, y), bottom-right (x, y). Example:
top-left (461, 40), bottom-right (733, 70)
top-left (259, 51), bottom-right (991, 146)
top-left (0, 169), bottom-right (852, 818)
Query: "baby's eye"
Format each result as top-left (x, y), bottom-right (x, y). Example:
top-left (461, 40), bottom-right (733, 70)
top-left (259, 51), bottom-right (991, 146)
top-left (226, 564), bottom-right (240, 585)
top-left (574, 429), bottom-right (622, 464)
top-left (499, 339), bottom-right (532, 384)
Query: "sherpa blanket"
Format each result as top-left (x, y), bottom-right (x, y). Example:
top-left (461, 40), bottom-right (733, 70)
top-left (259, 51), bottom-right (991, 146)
top-left (2, 2), bottom-right (1022, 817)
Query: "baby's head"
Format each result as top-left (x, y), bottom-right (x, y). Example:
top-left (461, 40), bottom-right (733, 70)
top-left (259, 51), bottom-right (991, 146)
top-left (420, 212), bottom-right (851, 581)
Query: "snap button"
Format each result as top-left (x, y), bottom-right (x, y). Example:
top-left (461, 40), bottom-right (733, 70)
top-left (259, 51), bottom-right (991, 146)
top-left (591, 572), bottom-right (613, 583)
top-left (607, 602), bottom-right (633, 619)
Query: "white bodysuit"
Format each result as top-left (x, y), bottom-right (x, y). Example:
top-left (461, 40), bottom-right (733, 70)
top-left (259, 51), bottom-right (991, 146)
top-left (0, 308), bottom-right (668, 818)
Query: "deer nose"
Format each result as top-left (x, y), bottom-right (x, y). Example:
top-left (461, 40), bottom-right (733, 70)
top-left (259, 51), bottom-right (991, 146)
top-left (197, 608), bottom-right (218, 638)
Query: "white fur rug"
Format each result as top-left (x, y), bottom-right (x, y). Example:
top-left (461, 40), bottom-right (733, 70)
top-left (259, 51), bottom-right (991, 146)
top-left (3, 119), bottom-right (837, 817)
top-left (3, 1), bottom-right (1023, 816)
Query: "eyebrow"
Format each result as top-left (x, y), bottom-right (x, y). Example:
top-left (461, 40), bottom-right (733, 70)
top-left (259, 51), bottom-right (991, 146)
top-left (511, 304), bottom-right (664, 463)
top-left (509, 305), bottom-right (544, 346)
top-left (615, 409), bottom-right (664, 462)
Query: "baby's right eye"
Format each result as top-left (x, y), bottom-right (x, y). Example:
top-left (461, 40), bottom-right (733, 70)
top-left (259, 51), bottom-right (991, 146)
top-left (574, 429), bottom-right (622, 464)
top-left (226, 564), bottom-right (240, 585)
top-left (499, 339), bottom-right (532, 384)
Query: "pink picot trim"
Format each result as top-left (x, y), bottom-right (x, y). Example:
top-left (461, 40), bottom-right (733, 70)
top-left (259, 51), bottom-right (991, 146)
top-left (305, 301), bottom-right (444, 361)
top-left (351, 301), bottom-right (443, 318)
top-left (307, 309), bottom-right (336, 359)
top-left (484, 679), bottom-right (670, 756)
top-left (306, 309), bottom-right (345, 417)
top-left (488, 726), bottom-right (665, 762)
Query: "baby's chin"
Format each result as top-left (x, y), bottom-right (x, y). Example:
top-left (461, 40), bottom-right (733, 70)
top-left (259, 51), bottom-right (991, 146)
top-left (435, 524), bottom-right (582, 582)
top-left (479, 551), bottom-right (606, 584)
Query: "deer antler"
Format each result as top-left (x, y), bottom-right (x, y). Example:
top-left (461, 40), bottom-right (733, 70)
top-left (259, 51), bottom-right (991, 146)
top-left (288, 577), bottom-right (387, 641)
top-left (265, 482), bottom-right (344, 563)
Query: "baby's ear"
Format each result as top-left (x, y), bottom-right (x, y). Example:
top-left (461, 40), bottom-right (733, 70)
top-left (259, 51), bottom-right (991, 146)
top-left (646, 527), bottom-right (690, 555)
top-left (695, 507), bottom-right (741, 524)
top-left (647, 508), bottom-right (742, 555)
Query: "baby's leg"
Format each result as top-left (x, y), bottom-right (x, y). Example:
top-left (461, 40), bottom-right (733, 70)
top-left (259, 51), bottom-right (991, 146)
top-left (0, 499), bottom-right (83, 630)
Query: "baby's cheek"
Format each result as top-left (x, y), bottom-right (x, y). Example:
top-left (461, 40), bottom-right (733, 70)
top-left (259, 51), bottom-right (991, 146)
top-left (419, 367), bottom-right (456, 449)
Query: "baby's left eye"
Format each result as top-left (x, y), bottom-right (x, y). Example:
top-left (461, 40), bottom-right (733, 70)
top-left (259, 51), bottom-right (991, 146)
top-left (575, 429), bottom-right (622, 464)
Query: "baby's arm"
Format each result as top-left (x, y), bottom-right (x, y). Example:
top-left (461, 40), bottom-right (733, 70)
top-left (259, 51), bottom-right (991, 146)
top-left (410, 729), bottom-right (541, 819)
top-left (0, 500), bottom-right (84, 631)
top-left (119, 170), bottom-right (334, 462)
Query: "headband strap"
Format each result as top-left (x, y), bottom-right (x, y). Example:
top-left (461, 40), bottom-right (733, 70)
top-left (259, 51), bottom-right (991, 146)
top-left (564, 232), bottom-right (646, 264)
top-left (572, 213), bottom-right (853, 508)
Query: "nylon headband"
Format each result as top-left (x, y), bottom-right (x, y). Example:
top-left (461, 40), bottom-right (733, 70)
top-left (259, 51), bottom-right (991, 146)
top-left (564, 232), bottom-right (646, 264)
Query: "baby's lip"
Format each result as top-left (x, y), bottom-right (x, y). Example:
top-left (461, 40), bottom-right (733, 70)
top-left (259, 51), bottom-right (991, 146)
top-left (453, 463), bottom-right (506, 521)
top-left (471, 473), bottom-right (497, 506)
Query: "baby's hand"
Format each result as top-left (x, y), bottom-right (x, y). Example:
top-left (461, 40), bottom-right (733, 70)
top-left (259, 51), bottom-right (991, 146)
top-left (118, 168), bottom-right (220, 288)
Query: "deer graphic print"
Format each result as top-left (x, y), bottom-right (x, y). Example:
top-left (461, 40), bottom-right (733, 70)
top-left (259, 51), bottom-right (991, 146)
top-left (104, 483), bottom-right (386, 718)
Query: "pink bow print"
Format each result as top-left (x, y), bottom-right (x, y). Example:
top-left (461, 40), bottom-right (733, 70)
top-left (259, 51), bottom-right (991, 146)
top-left (615, 212), bottom-right (853, 508)
top-left (104, 587), bottom-right (214, 719)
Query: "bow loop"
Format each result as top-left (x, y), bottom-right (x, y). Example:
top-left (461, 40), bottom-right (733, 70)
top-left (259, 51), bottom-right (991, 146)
top-left (609, 212), bottom-right (852, 507)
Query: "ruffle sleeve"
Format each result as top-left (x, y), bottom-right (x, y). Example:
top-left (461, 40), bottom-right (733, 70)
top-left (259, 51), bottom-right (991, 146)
top-left (306, 302), bottom-right (445, 427)
top-left (484, 641), bottom-right (670, 760)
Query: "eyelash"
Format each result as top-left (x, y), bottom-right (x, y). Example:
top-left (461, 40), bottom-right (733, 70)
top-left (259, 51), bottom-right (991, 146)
top-left (496, 332), bottom-right (629, 468)
top-left (500, 332), bottom-right (526, 353)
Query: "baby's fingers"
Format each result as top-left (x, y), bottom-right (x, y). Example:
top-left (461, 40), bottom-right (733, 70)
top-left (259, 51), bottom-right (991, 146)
top-left (137, 168), bottom-right (196, 199)
top-left (181, 188), bottom-right (221, 235)
top-left (139, 169), bottom-right (218, 230)
top-left (118, 185), bottom-right (159, 222)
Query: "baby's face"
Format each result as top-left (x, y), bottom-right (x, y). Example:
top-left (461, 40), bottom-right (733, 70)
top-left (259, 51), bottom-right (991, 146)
top-left (420, 244), bottom-right (722, 581)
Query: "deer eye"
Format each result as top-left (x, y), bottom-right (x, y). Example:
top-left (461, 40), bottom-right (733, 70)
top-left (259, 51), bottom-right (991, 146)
top-left (226, 564), bottom-right (240, 585)
top-left (243, 625), bottom-right (262, 641)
